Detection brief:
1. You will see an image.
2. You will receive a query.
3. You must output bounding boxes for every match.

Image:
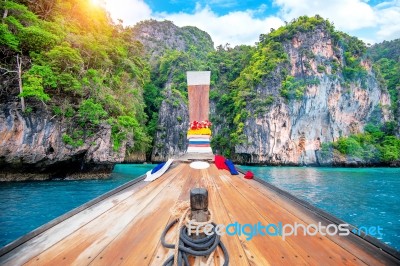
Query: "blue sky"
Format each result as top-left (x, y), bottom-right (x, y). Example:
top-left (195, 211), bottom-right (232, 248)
top-left (102, 0), bottom-right (400, 46)
top-left (146, 0), bottom-right (278, 17)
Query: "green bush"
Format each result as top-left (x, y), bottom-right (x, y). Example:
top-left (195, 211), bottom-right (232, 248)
top-left (19, 26), bottom-right (59, 52)
top-left (280, 76), bottom-right (307, 100)
top-left (329, 122), bottom-right (400, 163)
top-left (317, 65), bottom-right (326, 73)
top-left (334, 137), bottom-right (363, 157)
top-left (0, 24), bottom-right (19, 50)
top-left (62, 133), bottom-right (83, 147)
top-left (20, 74), bottom-right (50, 102)
top-left (78, 99), bottom-right (107, 126)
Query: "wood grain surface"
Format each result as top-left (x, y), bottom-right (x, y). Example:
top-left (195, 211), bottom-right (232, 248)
top-left (188, 85), bottom-right (209, 122)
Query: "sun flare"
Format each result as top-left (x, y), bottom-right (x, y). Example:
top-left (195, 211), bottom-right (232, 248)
top-left (90, 0), bottom-right (105, 7)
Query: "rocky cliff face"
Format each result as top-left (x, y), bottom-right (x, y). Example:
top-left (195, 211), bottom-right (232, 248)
top-left (234, 28), bottom-right (392, 165)
top-left (151, 88), bottom-right (189, 162)
top-left (398, 90), bottom-right (400, 137)
top-left (0, 102), bottom-right (125, 181)
top-left (131, 20), bottom-right (214, 64)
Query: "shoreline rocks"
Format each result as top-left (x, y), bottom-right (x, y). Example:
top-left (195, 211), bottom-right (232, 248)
top-left (0, 102), bottom-right (124, 181)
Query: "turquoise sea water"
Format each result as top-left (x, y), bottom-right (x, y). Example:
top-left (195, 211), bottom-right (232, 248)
top-left (0, 164), bottom-right (153, 248)
top-left (240, 166), bottom-right (400, 251)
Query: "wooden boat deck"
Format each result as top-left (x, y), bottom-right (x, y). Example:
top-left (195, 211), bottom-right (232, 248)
top-left (0, 162), bottom-right (399, 265)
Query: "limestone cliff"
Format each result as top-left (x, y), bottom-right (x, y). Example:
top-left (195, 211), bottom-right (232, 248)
top-left (234, 26), bottom-right (392, 165)
top-left (151, 88), bottom-right (189, 162)
top-left (0, 102), bottom-right (125, 181)
top-left (131, 20), bottom-right (214, 65)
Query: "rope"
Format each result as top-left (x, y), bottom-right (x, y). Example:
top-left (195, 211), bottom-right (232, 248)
top-left (161, 201), bottom-right (229, 266)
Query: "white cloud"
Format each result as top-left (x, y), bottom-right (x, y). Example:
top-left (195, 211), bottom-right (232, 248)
top-left (273, 0), bottom-right (376, 30)
top-left (155, 5), bottom-right (284, 46)
top-left (373, 1), bottom-right (400, 41)
top-left (273, 0), bottom-right (400, 43)
top-left (103, 0), bottom-right (399, 46)
top-left (104, 0), bottom-right (152, 25)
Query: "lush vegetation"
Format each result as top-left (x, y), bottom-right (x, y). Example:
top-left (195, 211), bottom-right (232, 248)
top-left (1, 0), bottom-right (150, 152)
top-left (368, 39), bottom-right (400, 115)
top-left (207, 44), bottom-right (254, 157)
top-left (322, 39), bottom-right (400, 164)
top-left (322, 122), bottom-right (400, 163)
top-left (369, 39), bottom-right (400, 62)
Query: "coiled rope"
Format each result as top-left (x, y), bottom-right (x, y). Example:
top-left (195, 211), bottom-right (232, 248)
top-left (161, 201), bottom-right (229, 266)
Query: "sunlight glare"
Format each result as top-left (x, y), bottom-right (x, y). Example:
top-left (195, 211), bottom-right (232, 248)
top-left (90, 0), bottom-right (105, 7)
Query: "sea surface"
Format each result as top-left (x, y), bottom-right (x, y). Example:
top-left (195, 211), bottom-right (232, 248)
top-left (240, 166), bottom-right (400, 251)
top-left (0, 165), bottom-right (399, 252)
top-left (0, 164), bottom-right (153, 248)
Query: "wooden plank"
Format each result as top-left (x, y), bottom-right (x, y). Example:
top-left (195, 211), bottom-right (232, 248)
top-left (189, 167), bottom-right (223, 266)
top-left (0, 179), bottom-right (149, 266)
top-left (151, 165), bottom-right (249, 266)
top-left (88, 164), bottom-right (191, 265)
top-left (221, 170), bottom-right (364, 265)
top-left (188, 85), bottom-right (209, 122)
top-left (200, 166), bottom-right (250, 266)
top-left (149, 167), bottom-right (199, 265)
top-left (23, 164), bottom-right (185, 266)
top-left (209, 165), bottom-right (308, 265)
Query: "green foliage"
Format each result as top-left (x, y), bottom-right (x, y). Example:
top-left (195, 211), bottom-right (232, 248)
top-left (339, 35), bottom-right (368, 82)
top-left (1, 1), bottom-right (59, 53)
top-left (334, 137), bottom-right (363, 157)
top-left (181, 26), bottom-right (214, 55)
top-left (238, 41), bottom-right (288, 86)
top-left (380, 136), bottom-right (400, 162)
top-left (25, 64), bottom-right (57, 88)
top-left (368, 38), bottom-right (400, 62)
top-left (20, 74), bottom-right (50, 101)
top-left (64, 106), bottom-right (74, 117)
top-left (204, 45), bottom-right (254, 154)
top-left (342, 52), bottom-right (368, 81)
top-left (19, 25), bottom-right (59, 52)
top-left (110, 115), bottom-right (150, 152)
top-left (331, 59), bottom-right (339, 74)
top-left (223, 38), bottom-right (289, 145)
top-left (330, 122), bottom-right (400, 163)
top-left (317, 65), bottom-right (326, 73)
top-left (45, 43), bottom-right (83, 73)
top-left (62, 133), bottom-right (84, 148)
top-left (78, 99), bottom-right (107, 126)
top-left (24, 106), bottom-right (33, 114)
top-left (264, 15), bottom-right (335, 43)
top-left (0, 23), bottom-right (19, 50)
top-left (52, 106), bottom-right (62, 116)
top-left (370, 55), bottom-right (400, 115)
top-left (155, 49), bottom-right (205, 95)
top-left (280, 76), bottom-right (307, 100)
